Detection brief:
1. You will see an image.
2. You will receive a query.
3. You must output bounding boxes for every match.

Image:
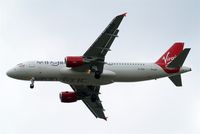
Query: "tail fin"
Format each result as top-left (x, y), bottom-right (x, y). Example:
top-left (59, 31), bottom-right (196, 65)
top-left (167, 48), bottom-right (191, 68)
top-left (167, 48), bottom-right (191, 87)
top-left (155, 42), bottom-right (190, 87)
top-left (155, 42), bottom-right (184, 67)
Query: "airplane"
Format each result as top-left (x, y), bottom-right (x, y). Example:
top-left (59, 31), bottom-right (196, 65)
top-left (7, 13), bottom-right (191, 120)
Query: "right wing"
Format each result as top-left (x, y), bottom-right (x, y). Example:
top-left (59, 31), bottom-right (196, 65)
top-left (70, 85), bottom-right (107, 120)
top-left (73, 13), bottom-right (126, 73)
top-left (83, 13), bottom-right (126, 59)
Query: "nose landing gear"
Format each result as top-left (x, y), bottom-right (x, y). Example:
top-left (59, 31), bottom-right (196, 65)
top-left (30, 77), bottom-right (35, 89)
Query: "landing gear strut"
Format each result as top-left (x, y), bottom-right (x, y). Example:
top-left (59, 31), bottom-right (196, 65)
top-left (30, 77), bottom-right (35, 89)
top-left (91, 94), bottom-right (98, 102)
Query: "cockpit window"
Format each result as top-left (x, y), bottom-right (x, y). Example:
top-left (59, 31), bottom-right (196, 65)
top-left (17, 63), bottom-right (25, 67)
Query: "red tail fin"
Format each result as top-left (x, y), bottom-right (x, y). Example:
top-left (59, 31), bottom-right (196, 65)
top-left (155, 42), bottom-right (184, 67)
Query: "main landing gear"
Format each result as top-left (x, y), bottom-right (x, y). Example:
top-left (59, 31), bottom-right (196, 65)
top-left (90, 66), bottom-right (101, 79)
top-left (94, 71), bottom-right (101, 79)
top-left (30, 77), bottom-right (35, 89)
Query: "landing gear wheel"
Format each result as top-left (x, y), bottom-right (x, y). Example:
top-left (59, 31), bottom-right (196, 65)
top-left (30, 84), bottom-right (34, 89)
top-left (94, 71), bottom-right (101, 79)
top-left (30, 77), bottom-right (35, 89)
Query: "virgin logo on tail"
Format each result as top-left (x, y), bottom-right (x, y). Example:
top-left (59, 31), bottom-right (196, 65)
top-left (156, 42), bottom-right (184, 67)
top-left (162, 52), bottom-right (176, 66)
top-left (155, 42), bottom-right (184, 74)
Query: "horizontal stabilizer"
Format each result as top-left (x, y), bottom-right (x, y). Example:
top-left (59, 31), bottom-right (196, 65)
top-left (169, 75), bottom-right (182, 87)
top-left (167, 48), bottom-right (191, 68)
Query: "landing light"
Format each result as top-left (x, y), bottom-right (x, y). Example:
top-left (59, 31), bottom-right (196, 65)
top-left (87, 69), bottom-right (91, 74)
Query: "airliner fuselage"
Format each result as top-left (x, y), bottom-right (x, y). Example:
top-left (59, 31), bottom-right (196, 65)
top-left (7, 61), bottom-right (191, 86)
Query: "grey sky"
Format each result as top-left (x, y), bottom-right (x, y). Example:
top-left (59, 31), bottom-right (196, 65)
top-left (0, 0), bottom-right (200, 134)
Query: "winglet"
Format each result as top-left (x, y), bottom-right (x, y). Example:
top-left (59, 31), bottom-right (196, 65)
top-left (103, 117), bottom-right (108, 121)
top-left (121, 12), bottom-right (127, 17)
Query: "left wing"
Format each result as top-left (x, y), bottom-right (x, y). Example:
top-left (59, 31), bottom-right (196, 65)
top-left (70, 85), bottom-right (107, 120)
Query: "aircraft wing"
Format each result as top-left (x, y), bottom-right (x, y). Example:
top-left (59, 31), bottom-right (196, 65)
top-left (84, 13), bottom-right (126, 59)
top-left (70, 85), bottom-right (107, 120)
top-left (79, 13), bottom-right (126, 73)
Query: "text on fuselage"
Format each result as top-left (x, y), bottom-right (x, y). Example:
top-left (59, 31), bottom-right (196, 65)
top-left (36, 61), bottom-right (65, 66)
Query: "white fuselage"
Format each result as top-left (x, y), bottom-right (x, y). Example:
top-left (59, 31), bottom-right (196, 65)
top-left (7, 61), bottom-right (191, 86)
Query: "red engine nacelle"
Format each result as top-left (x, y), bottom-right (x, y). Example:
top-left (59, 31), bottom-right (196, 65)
top-left (60, 91), bottom-right (79, 103)
top-left (65, 56), bottom-right (84, 67)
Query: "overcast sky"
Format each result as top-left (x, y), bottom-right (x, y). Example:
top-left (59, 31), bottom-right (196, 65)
top-left (0, 0), bottom-right (200, 134)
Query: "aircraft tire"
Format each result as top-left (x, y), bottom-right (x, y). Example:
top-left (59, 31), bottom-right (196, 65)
top-left (94, 71), bottom-right (101, 79)
top-left (30, 84), bottom-right (34, 89)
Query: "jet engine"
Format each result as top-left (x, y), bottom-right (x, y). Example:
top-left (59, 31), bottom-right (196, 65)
top-left (65, 56), bottom-right (84, 67)
top-left (60, 91), bottom-right (79, 103)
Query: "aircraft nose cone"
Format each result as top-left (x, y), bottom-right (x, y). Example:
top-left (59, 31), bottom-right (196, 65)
top-left (6, 69), bottom-right (15, 78)
top-left (7, 70), bottom-right (11, 77)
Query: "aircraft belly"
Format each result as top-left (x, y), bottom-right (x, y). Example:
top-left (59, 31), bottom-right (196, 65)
top-left (114, 70), bottom-right (156, 82)
top-left (34, 70), bottom-right (61, 81)
top-left (60, 78), bottom-right (114, 86)
top-left (59, 68), bottom-right (116, 86)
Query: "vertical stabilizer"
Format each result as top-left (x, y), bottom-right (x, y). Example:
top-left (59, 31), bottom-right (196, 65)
top-left (167, 48), bottom-right (191, 68)
top-left (156, 42), bottom-right (184, 67)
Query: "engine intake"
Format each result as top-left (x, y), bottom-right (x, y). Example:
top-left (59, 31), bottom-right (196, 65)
top-left (65, 56), bottom-right (84, 67)
top-left (60, 91), bottom-right (79, 103)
